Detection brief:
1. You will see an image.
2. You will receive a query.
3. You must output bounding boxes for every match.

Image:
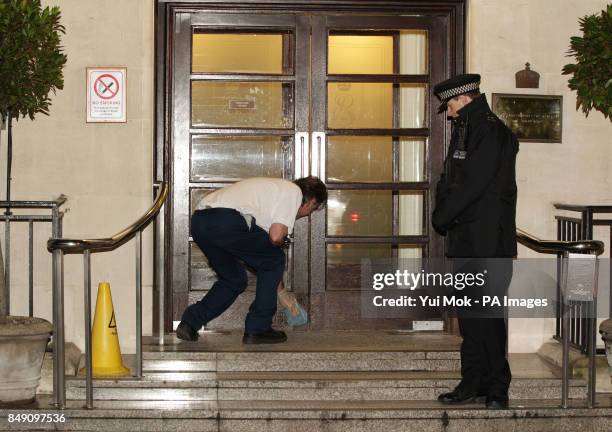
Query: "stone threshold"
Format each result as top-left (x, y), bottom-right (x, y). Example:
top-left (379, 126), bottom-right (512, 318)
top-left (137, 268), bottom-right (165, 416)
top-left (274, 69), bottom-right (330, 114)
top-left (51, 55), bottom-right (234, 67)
top-left (142, 330), bottom-right (462, 353)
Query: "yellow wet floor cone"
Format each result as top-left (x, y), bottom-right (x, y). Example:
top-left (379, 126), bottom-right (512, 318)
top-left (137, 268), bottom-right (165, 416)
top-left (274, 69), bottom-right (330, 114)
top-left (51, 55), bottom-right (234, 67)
top-left (79, 282), bottom-right (130, 377)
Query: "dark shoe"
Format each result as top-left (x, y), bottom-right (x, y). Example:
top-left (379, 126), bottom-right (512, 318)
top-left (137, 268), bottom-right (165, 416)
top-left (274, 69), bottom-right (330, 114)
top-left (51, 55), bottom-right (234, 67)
top-left (438, 389), bottom-right (487, 405)
top-left (176, 321), bottom-right (199, 342)
top-left (243, 328), bottom-right (287, 344)
top-left (486, 396), bottom-right (509, 409)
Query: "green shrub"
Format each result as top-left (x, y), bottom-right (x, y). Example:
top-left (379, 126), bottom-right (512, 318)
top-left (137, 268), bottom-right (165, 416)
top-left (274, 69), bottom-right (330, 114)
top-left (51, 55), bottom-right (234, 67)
top-left (0, 0), bottom-right (67, 121)
top-left (562, 4), bottom-right (612, 120)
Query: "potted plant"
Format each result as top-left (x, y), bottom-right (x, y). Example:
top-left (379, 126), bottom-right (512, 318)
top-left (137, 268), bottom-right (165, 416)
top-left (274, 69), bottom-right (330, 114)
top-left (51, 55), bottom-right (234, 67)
top-left (0, 0), bottom-right (67, 405)
top-left (562, 4), bottom-right (612, 119)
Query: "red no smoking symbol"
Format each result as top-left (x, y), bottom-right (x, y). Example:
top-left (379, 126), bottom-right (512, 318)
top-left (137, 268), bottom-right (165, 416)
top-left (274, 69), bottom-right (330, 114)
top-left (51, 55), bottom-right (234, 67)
top-left (94, 74), bottom-right (120, 100)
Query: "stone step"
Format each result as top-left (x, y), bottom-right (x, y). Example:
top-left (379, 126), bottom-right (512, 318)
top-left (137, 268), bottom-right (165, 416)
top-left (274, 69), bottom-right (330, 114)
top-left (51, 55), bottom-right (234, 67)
top-left (142, 351), bottom-right (461, 372)
top-left (141, 331), bottom-right (462, 372)
top-left (64, 370), bottom-right (586, 401)
top-left (3, 395), bottom-right (611, 432)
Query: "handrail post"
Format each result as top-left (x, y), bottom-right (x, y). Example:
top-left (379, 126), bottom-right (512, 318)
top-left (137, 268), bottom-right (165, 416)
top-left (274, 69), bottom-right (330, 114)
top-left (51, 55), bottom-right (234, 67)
top-left (4, 215), bottom-right (10, 315)
top-left (51, 204), bottom-right (65, 409)
top-left (156, 202), bottom-right (165, 346)
top-left (135, 231), bottom-right (143, 378)
top-left (587, 298), bottom-right (596, 407)
top-left (561, 252), bottom-right (570, 408)
top-left (587, 256), bottom-right (599, 408)
top-left (28, 220), bottom-right (34, 317)
top-left (562, 311), bottom-right (570, 408)
top-left (52, 248), bottom-right (65, 408)
top-left (83, 249), bottom-right (93, 409)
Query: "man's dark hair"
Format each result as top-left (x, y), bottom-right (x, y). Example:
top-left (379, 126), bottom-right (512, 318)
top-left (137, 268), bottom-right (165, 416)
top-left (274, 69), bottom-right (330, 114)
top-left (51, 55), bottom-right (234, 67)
top-left (294, 176), bottom-right (328, 206)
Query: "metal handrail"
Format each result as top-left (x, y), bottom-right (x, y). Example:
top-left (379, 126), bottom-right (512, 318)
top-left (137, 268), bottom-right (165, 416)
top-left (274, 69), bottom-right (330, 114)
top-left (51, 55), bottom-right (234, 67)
top-left (516, 227), bottom-right (604, 256)
top-left (0, 197), bottom-right (66, 320)
top-left (47, 182), bottom-right (168, 409)
top-left (0, 195), bottom-right (67, 209)
top-left (47, 184), bottom-right (168, 253)
top-left (516, 226), bottom-right (601, 409)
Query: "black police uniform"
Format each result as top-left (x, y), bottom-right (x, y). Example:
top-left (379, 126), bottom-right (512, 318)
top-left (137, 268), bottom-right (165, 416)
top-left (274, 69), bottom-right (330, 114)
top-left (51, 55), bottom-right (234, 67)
top-left (432, 96), bottom-right (518, 257)
top-left (432, 80), bottom-right (519, 406)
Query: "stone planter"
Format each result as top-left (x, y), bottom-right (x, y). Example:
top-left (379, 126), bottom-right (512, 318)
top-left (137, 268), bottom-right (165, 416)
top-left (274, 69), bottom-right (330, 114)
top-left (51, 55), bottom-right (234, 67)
top-left (600, 319), bottom-right (612, 382)
top-left (0, 316), bottom-right (53, 405)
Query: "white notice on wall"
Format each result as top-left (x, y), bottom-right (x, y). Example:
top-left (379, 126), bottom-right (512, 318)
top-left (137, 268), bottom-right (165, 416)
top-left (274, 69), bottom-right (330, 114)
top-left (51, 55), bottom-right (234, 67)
top-left (86, 67), bottom-right (127, 123)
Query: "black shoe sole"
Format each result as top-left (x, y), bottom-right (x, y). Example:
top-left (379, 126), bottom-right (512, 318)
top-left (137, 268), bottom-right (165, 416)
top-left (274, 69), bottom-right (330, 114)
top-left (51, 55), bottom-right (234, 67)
top-left (176, 333), bottom-right (199, 342)
top-left (438, 395), bottom-right (487, 405)
top-left (176, 323), bottom-right (199, 342)
top-left (486, 401), bottom-right (509, 409)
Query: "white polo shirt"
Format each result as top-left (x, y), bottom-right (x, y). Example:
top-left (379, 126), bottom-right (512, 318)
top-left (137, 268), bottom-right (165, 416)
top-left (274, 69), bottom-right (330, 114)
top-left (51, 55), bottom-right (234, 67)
top-left (194, 177), bottom-right (303, 232)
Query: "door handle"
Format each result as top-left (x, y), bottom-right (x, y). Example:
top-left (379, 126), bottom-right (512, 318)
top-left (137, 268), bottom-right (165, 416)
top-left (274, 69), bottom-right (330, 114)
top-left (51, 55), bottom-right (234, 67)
top-left (311, 132), bottom-right (326, 180)
top-left (294, 132), bottom-right (309, 179)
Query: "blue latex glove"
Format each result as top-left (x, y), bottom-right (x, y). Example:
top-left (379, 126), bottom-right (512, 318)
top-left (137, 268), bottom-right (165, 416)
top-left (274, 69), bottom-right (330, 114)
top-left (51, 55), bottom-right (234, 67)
top-left (278, 288), bottom-right (308, 327)
top-left (283, 302), bottom-right (308, 327)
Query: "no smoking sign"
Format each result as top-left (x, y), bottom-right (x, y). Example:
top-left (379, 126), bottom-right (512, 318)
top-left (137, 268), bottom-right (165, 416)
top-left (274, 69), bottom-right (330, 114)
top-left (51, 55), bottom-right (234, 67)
top-left (87, 68), bottom-right (127, 122)
top-left (94, 74), bottom-right (120, 100)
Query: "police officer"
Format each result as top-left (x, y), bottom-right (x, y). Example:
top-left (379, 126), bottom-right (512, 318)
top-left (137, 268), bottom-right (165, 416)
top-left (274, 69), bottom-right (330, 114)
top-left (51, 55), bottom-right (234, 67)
top-left (432, 74), bottom-right (519, 409)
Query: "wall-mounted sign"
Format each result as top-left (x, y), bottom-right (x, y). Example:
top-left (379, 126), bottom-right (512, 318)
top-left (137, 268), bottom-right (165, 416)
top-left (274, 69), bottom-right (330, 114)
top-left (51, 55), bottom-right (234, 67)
top-left (492, 93), bottom-right (562, 143)
top-left (86, 67), bottom-right (127, 123)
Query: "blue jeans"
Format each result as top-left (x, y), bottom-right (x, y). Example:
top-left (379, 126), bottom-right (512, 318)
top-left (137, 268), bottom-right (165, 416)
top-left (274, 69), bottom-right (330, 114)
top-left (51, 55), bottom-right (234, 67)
top-left (181, 208), bottom-right (285, 334)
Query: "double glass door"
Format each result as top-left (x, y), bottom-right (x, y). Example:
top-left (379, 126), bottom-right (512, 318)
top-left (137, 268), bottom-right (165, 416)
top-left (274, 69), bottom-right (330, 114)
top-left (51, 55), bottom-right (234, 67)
top-left (170, 11), bottom-right (448, 330)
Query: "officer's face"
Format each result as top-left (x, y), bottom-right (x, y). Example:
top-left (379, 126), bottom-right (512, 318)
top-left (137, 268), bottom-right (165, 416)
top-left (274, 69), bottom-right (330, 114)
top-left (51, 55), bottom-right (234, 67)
top-left (446, 97), bottom-right (463, 118)
top-left (446, 95), bottom-right (471, 118)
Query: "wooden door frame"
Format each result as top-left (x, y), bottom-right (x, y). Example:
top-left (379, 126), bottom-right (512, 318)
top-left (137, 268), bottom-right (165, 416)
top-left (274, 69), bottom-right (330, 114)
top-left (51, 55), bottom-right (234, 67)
top-left (154, 0), bottom-right (466, 333)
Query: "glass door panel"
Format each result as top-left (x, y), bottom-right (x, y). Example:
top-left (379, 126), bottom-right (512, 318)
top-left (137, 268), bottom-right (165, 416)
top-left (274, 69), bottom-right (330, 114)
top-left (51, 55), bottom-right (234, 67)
top-left (327, 136), bottom-right (393, 182)
top-left (327, 190), bottom-right (393, 236)
top-left (399, 84), bottom-right (428, 128)
top-left (327, 83), bottom-right (393, 129)
top-left (190, 188), bottom-right (214, 214)
top-left (326, 136), bottom-right (426, 183)
top-left (192, 32), bottom-right (290, 74)
top-left (326, 243), bottom-right (424, 291)
top-left (326, 190), bottom-right (425, 237)
top-left (310, 14), bottom-right (445, 330)
top-left (191, 136), bottom-right (291, 182)
top-left (398, 31), bottom-right (429, 74)
top-left (191, 81), bottom-right (294, 128)
top-left (328, 35), bottom-right (394, 74)
top-left (399, 191), bottom-right (425, 235)
top-left (172, 13), bottom-right (309, 331)
top-left (327, 243), bottom-right (392, 290)
top-left (328, 31), bottom-right (428, 75)
top-left (327, 83), bottom-right (427, 129)
top-left (399, 138), bottom-right (426, 182)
